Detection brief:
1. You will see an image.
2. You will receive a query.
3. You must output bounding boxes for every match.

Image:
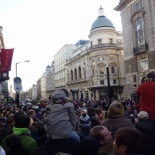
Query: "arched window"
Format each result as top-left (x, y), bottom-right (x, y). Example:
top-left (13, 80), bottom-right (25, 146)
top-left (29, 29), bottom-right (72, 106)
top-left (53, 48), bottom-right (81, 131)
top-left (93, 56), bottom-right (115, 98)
top-left (99, 67), bottom-right (104, 74)
top-left (71, 70), bottom-right (73, 81)
top-left (83, 69), bottom-right (86, 79)
top-left (136, 17), bottom-right (145, 47)
top-left (78, 67), bottom-right (81, 79)
top-left (74, 68), bottom-right (77, 80)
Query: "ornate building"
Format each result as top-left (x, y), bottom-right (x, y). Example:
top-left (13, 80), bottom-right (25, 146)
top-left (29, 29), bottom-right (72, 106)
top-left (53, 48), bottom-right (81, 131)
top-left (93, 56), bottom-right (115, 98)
top-left (115, 0), bottom-right (155, 97)
top-left (66, 6), bottom-right (125, 101)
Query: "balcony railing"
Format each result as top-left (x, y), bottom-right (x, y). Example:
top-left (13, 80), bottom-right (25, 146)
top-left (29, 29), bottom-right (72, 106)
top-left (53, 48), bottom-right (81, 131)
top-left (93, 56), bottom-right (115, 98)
top-left (89, 43), bottom-right (117, 51)
top-left (133, 43), bottom-right (149, 55)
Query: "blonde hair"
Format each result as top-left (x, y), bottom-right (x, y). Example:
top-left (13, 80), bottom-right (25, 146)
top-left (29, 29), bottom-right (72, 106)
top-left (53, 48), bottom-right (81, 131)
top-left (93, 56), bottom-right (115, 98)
top-left (107, 101), bottom-right (124, 119)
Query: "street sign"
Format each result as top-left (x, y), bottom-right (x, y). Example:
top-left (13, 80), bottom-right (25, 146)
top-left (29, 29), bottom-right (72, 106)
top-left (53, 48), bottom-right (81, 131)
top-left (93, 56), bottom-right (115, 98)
top-left (13, 77), bottom-right (22, 93)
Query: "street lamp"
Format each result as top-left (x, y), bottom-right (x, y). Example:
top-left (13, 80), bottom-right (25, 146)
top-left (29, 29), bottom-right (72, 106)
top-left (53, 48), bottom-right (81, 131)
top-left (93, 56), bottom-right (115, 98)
top-left (16, 60), bottom-right (29, 77)
top-left (15, 60), bottom-right (29, 108)
top-left (106, 66), bottom-right (111, 104)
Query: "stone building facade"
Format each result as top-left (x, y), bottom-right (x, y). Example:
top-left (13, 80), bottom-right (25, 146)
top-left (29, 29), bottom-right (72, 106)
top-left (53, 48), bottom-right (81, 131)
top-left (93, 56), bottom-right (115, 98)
top-left (66, 6), bottom-right (125, 101)
top-left (115, 0), bottom-right (155, 98)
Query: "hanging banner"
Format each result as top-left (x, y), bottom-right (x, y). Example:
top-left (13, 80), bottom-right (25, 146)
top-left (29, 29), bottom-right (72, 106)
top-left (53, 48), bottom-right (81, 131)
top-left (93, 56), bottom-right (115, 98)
top-left (0, 48), bottom-right (14, 72)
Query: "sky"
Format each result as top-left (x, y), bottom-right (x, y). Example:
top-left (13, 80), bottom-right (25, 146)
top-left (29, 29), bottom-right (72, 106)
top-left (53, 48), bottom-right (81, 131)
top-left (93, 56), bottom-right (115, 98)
top-left (0, 0), bottom-right (122, 92)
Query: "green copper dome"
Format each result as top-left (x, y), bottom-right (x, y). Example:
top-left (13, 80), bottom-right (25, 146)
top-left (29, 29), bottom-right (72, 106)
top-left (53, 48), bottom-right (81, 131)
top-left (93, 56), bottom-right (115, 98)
top-left (90, 6), bottom-right (115, 31)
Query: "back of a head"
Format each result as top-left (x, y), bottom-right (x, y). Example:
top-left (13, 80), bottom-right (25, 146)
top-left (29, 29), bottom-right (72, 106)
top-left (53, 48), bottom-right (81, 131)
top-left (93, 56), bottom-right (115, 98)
top-left (61, 89), bottom-right (69, 97)
top-left (107, 101), bottom-right (124, 119)
top-left (7, 114), bottom-right (14, 124)
top-left (87, 107), bottom-right (96, 117)
top-left (147, 71), bottom-right (155, 81)
top-left (51, 89), bottom-right (67, 100)
top-left (137, 111), bottom-right (149, 120)
top-left (27, 109), bottom-right (35, 117)
top-left (114, 127), bottom-right (142, 155)
top-left (95, 107), bottom-right (103, 115)
top-left (13, 111), bottom-right (25, 124)
top-left (15, 115), bottom-right (30, 128)
top-left (80, 136), bottom-right (100, 155)
top-left (90, 125), bottom-right (105, 142)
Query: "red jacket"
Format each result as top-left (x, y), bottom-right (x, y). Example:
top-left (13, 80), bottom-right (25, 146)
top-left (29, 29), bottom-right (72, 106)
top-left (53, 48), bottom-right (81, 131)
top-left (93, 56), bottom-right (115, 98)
top-left (136, 81), bottom-right (155, 120)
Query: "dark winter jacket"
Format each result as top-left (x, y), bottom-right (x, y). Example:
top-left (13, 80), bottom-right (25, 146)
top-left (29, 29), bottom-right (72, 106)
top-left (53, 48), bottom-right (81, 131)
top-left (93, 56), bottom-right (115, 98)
top-left (135, 119), bottom-right (155, 155)
top-left (80, 136), bottom-right (101, 155)
top-left (32, 138), bottom-right (79, 155)
top-left (103, 117), bottom-right (135, 138)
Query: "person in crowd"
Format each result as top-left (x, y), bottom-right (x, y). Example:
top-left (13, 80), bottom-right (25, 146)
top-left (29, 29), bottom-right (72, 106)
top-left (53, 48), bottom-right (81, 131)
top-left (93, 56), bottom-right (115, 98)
top-left (2, 114), bottom-right (37, 154)
top-left (135, 111), bottom-right (155, 155)
top-left (27, 109), bottom-right (46, 143)
top-left (32, 137), bottom-right (79, 155)
top-left (36, 109), bottom-right (44, 120)
top-left (0, 114), bottom-right (15, 143)
top-left (136, 71), bottom-right (155, 121)
top-left (95, 107), bottom-right (105, 124)
top-left (102, 101), bottom-right (135, 138)
top-left (76, 108), bottom-right (86, 131)
top-left (45, 89), bottom-right (79, 142)
top-left (77, 113), bottom-right (91, 141)
top-left (80, 125), bottom-right (113, 155)
top-left (5, 134), bottom-right (30, 155)
top-left (126, 114), bottom-right (137, 125)
top-left (141, 76), bottom-right (147, 83)
top-left (87, 107), bottom-right (100, 127)
top-left (113, 127), bottom-right (142, 155)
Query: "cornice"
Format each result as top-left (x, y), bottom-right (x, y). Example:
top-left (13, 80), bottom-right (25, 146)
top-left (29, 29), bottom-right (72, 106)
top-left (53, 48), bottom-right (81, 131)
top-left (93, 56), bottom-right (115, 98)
top-left (114, 0), bottom-right (132, 11)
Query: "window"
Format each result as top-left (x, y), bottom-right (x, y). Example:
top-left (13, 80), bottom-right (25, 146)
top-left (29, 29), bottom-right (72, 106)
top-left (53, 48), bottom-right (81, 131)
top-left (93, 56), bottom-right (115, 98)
top-left (71, 70), bottom-right (73, 81)
top-left (92, 68), bottom-right (95, 77)
top-left (140, 58), bottom-right (148, 71)
top-left (74, 68), bottom-right (77, 80)
top-left (92, 81), bottom-right (94, 85)
top-left (98, 57), bottom-right (104, 61)
top-left (99, 67), bottom-right (104, 74)
top-left (84, 70), bottom-right (86, 79)
top-left (98, 39), bottom-right (102, 44)
top-left (109, 38), bottom-right (113, 43)
top-left (100, 80), bottom-right (104, 85)
top-left (111, 66), bottom-right (115, 74)
top-left (133, 1), bottom-right (141, 13)
top-left (78, 67), bottom-right (82, 79)
top-left (113, 80), bottom-right (117, 84)
top-left (136, 17), bottom-right (145, 47)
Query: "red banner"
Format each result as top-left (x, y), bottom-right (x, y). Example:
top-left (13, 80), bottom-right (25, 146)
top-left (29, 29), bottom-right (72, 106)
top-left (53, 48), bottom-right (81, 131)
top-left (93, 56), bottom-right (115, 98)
top-left (0, 48), bottom-right (14, 72)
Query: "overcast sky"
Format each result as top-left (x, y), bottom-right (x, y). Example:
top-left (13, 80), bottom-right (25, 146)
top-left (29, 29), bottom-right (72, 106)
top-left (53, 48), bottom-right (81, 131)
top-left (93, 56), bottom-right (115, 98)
top-left (0, 0), bottom-right (122, 91)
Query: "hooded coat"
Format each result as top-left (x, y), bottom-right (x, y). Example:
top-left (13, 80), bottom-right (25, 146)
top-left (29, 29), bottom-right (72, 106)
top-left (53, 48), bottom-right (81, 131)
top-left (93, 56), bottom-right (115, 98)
top-left (45, 90), bottom-right (77, 138)
top-left (2, 127), bottom-right (37, 154)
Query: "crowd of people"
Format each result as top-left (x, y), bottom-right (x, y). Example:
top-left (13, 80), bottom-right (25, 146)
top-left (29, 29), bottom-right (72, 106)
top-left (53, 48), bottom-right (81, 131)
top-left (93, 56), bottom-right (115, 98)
top-left (0, 71), bottom-right (155, 155)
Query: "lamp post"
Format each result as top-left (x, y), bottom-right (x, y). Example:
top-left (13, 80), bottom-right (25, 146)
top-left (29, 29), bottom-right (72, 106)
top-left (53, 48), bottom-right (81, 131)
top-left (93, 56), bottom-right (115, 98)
top-left (15, 60), bottom-right (29, 108)
top-left (16, 60), bottom-right (29, 77)
top-left (106, 66), bottom-right (111, 104)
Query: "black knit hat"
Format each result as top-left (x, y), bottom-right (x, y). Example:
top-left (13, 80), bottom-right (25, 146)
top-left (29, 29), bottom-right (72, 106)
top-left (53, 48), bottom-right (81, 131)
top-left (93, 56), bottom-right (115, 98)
top-left (15, 115), bottom-right (30, 128)
top-left (147, 71), bottom-right (155, 79)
